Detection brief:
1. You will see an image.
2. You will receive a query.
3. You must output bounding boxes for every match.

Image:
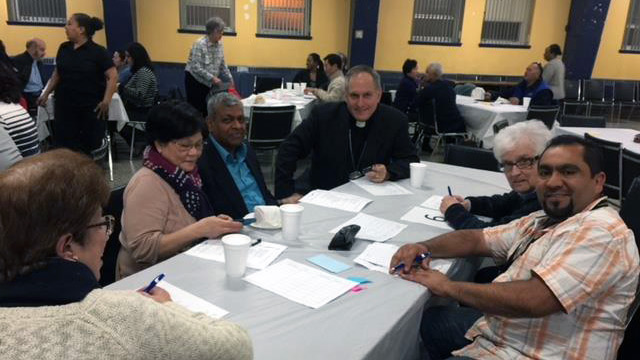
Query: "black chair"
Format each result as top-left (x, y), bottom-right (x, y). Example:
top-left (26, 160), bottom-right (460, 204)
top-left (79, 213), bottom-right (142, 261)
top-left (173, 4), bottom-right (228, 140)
top-left (585, 133), bottom-right (621, 200)
top-left (614, 81), bottom-right (637, 120)
top-left (558, 115), bottom-right (606, 128)
top-left (248, 105), bottom-right (295, 180)
top-left (561, 79), bottom-right (586, 115)
top-left (415, 99), bottom-right (470, 156)
top-left (616, 176), bottom-right (640, 360)
top-left (621, 148), bottom-right (640, 204)
top-left (253, 76), bottom-right (283, 94)
top-left (526, 106), bottom-right (560, 129)
top-left (381, 91), bottom-right (393, 106)
top-left (444, 144), bottom-right (500, 172)
top-left (584, 79), bottom-right (615, 118)
top-left (100, 186), bottom-right (125, 287)
top-left (492, 119), bottom-right (509, 135)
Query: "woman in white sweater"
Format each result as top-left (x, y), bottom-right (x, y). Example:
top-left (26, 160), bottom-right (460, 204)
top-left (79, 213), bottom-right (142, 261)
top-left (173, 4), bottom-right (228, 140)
top-left (0, 149), bottom-right (252, 360)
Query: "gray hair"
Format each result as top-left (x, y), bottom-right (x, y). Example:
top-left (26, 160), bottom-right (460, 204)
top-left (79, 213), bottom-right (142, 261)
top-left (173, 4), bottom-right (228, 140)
top-left (427, 63), bottom-right (443, 78)
top-left (205, 17), bottom-right (225, 35)
top-left (345, 65), bottom-right (382, 92)
top-left (207, 92), bottom-right (241, 119)
top-left (493, 120), bottom-right (552, 161)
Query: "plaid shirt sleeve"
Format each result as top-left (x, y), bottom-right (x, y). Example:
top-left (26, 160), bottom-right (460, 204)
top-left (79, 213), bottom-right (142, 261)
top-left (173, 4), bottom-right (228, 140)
top-left (482, 213), bottom-right (536, 264)
top-left (533, 212), bottom-right (636, 313)
top-left (186, 39), bottom-right (214, 86)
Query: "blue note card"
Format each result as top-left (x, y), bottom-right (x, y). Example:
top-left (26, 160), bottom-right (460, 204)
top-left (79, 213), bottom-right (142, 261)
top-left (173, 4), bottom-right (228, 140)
top-left (307, 254), bottom-right (352, 273)
top-left (347, 276), bottom-right (372, 284)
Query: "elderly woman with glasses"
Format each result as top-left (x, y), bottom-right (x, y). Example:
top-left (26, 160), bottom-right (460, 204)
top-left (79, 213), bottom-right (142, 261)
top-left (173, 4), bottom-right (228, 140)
top-left (117, 100), bottom-right (242, 279)
top-left (0, 149), bottom-right (252, 359)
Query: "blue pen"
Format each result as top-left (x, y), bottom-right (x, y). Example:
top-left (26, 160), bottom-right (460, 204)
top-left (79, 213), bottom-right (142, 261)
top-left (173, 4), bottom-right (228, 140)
top-left (447, 186), bottom-right (453, 196)
top-left (143, 273), bottom-right (165, 294)
top-left (392, 252), bottom-right (432, 272)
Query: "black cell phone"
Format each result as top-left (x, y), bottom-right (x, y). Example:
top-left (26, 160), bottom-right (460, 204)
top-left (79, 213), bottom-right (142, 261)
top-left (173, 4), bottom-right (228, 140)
top-left (328, 224), bottom-right (361, 251)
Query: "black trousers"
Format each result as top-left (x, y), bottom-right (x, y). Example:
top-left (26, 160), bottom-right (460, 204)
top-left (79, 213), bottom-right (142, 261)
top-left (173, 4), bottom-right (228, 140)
top-left (184, 71), bottom-right (210, 116)
top-left (53, 102), bottom-right (105, 155)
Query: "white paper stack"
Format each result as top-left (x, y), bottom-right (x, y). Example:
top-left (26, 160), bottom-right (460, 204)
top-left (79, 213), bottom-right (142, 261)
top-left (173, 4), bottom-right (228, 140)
top-left (329, 213), bottom-right (407, 242)
top-left (299, 189), bottom-right (372, 212)
top-left (185, 240), bottom-right (287, 270)
top-left (159, 281), bottom-right (229, 319)
top-left (353, 243), bottom-right (400, 273)
top-left (351, 178), bottom-right (413, 196)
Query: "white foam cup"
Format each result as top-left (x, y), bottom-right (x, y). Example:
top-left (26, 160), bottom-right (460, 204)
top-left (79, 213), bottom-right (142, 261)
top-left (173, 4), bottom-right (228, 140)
top-left (410, 162), bottom-right (428, 188)
top-left (280, 204), bottom-right (304, 241)
top-left (221, 234), bottom-right (251, 277)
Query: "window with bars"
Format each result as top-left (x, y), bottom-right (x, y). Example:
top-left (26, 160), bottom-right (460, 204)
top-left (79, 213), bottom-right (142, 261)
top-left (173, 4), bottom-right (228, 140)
top-left (7, 0), bottom-right (66, 24)
top-left (257, 0), bottom-right (311, 38)
top-left (480, 0), bottom-right (535, 47)
top-left (179, 0), bottom-right (235, 32)
top-left (410, 0), bottom-right (465, 45)
top-left (622, 0), bottom-right (640, 51)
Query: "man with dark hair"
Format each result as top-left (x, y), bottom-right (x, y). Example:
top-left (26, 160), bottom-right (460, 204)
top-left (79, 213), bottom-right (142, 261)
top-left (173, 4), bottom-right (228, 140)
top-left (392, 135), bottom-right (639, 360)
top-left (198, 92), bottom-right (277, 219)
top-left (304, 53), bottom-right (345, 102)
top-left (543, 44), bottom-right (565, 101)
top-left (276, 65), bottom-right (419, 203)
top-left (488, 62), bottom-right (554, 107)
top-left (11, 38), bottom-right (46, 113)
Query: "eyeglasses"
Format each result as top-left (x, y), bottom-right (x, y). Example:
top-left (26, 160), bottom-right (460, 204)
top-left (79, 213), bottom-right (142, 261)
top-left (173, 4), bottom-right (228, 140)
top-left (499, 156), bottom-right (539, 172)
top-left (86, 215), bottom-right (115, 237)
top-left (172, 140), bottom-right (204, 153)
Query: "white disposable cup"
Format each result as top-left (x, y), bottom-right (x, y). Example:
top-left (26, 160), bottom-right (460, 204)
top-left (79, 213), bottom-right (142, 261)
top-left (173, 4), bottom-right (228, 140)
top-left (293, 83), bottom-right (301, 94)
top-left (280, 204), bottom-right (304, 241)
top-left (299, 82), bottom-right (307, 95)
top-left (522, 97), bottom-right (531, 108)
top-left (221, 234), bottom-right (251, 277)
top-left (410, 162), bottom-right (428, 188)
top-left (286, 82), bottom-right (293, 90)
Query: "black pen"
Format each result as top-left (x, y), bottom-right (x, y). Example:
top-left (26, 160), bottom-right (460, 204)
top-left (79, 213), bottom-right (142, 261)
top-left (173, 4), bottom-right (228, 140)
top-left (251, 238), bottom-right (262, 247)
top-left (447, 186), bottom-right (452, 196)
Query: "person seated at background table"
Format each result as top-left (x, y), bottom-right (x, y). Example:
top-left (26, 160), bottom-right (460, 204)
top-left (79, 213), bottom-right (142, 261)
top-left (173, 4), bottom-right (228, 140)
top-left (0, 149), bottom-right (253, 359)
top-left (198, 92), bottom-right (277, 219)
top-left (337, 51), bottom-right (349, 73)
top-left (0, 126), bottom-right (21, 171)
top-left (416, 63), bottom-right (465, 147)
top-left (0, 62), bottom-right (40, 158)
top-left (488, 62), bottom-right (553, 107)
top-left (276, 65), bottom-right (419, 203)
top-left (118, 42), bottom-right (158, 123)
top-left (543, 44), bottom-right (565, 101)
top-left (393, 58), bottom-right (421, 117)
top-left (184, 16), bottom-right (234, 116)
top-left (293, 53), bottom-right (329, 89)
top-left (37, 13), bottom-right (117, 155)
top-left (112, 49), bottom-right (131, 85)
top-left (440, 120), bottom-right (551, 230)
top-left (117, 100), bottom-right (242, 279)
top-left (11, 38), bottom-right (46, 114)
top-left (391, 135), bottom-right (639, 360)
top-left (303, 53), bottom-right (345, 102)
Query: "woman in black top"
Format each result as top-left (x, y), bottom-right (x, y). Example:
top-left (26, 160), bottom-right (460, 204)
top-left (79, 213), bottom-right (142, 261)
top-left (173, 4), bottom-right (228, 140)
top-left (38, 13), bottom-right (117, 155)
top-left (293, 53), bottom-right (328, 89)
top-left (393, 59), bottom-right (421, 115)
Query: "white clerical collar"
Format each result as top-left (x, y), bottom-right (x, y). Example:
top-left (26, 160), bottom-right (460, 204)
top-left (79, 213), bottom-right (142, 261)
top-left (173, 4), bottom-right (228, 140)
top-left (355, 121), bottom-right (366, 128)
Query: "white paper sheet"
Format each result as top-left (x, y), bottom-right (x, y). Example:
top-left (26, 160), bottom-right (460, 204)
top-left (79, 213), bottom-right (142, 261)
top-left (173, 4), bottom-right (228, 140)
top-left (400, 207), bottom-right (453, 230)
top-left (243, 259), bottom-right (359, 309)
top-left (420, 195), bottom-right (444, 210)
top-left (351, 178), bottom-right (413, 196)
top-left (353, 243), bottom-right (399, 273)
top-left (159, 281), bottom-right (229, 318)
top-left (299, 189), bottom-right (372, 212)
top-left (185, 240), bottom-right (287, 270)
top-left (329, 213), bottom-right (407, 242)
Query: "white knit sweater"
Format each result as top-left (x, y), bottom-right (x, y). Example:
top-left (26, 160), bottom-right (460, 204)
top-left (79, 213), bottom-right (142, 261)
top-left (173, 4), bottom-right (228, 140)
top-left (0, 289), bottom-right (253, 360)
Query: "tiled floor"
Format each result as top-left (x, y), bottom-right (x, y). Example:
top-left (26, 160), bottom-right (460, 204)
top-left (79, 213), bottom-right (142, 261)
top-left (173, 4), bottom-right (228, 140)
top-left (104, 117), bottom-right (640, 190)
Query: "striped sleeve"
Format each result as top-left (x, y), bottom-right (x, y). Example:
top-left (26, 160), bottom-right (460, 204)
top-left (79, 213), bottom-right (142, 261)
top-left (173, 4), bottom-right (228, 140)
top-left (0, 103), bottom-right (40, 158)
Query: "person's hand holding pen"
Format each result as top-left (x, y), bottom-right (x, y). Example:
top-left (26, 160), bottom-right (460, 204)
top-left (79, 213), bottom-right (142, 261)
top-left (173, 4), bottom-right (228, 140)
top-left (389, 243), bottom-right (431, 275)
top-left (137, 273), bottom-right (172, 303)
top-left (440, 195), bottom-right (470, 214)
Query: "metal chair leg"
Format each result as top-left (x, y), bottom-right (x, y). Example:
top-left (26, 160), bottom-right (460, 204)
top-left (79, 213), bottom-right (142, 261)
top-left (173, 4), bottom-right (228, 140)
top-left (106, 132), bottom-right (114, 182)
top-left (129, 125), bottom-right (136, 162)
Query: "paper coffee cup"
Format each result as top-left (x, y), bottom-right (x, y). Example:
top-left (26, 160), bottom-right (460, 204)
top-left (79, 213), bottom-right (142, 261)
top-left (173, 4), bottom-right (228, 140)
top-left (522, 97), bottom-right (531, 108)
top-left (286, 82), bottom-right (293, 90)
top-left (222, 234), bottom-right (251, 277)
top-left (280, 204), bottom-right (304, 241)
top-left (410, 162), bottom-right (428, 188)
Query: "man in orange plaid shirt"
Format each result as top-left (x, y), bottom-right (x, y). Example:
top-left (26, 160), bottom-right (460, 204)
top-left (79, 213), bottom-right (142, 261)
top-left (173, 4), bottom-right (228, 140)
top-left (391, 135), bottom-right (639, 360)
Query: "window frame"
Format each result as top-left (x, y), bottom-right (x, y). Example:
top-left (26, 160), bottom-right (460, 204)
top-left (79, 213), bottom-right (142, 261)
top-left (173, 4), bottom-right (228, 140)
top-left (256, 0), bottom-right (312, 40)
top-left (408, 0), bottom-right (466, 46)
top-left (5, 0), bottom-right (67, 27)
top-left (478, 0), bottom-right (535, 49)
top-left (178, 0), bottom-right (236, 36)
top-left (621, 0), bottom-right (640, 53)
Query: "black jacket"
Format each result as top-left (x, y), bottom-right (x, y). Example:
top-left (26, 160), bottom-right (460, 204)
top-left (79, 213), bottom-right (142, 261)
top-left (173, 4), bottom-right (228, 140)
top-left (417, 79), bottom-right (466, 133)
top-left (11, 51), bottom-right (44, 91)
top-left (198, 139), bottom-right (277, 219)
top-left (275, 102), bottom-right (419, 198)
top-left (444, 190), bottom-right (540, 230)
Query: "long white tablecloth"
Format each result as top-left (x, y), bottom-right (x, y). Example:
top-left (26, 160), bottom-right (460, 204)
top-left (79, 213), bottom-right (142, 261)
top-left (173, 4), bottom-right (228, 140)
top-left (456, 95), bottom-right (528, 148)
top-left (36, 93), bottom-right (130, 133)
top-left (242, 89), bottom-right (316, 129)
top-left (107, 162), bottom-right (509, 360)
top-left (554, 126), bottom-right (640, 153)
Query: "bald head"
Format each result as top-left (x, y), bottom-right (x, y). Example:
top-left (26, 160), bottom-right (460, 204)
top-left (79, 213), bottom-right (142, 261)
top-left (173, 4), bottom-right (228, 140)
top-left (26, 38), bottom-right (46, 60)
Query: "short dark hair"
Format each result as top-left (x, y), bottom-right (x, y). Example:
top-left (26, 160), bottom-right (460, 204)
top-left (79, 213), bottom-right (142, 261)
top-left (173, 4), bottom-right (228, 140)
top-left (72, 13), bottom-right (104, 38)
top-left (539, 135), bottom-right (604, 176)
top-left (323, 53), bottom-right (343, 70)
top-left (114, 50), bottom-right (125, 62)
top-left (126, 42), bottom-right (153, 73)
top-left (0, 149), bottom-right (110, 282)
top-left (402, 59), bottom-right (418, 76)
top-left (145, 100), bottom-right (205, 145)
top-left (548, 44), bottom-right (562, 56)
top-left (0, 63), bottom-right (21, 103)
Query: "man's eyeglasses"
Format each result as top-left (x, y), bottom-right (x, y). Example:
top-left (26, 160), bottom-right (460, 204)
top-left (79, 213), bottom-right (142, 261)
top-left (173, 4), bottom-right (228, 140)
top-left (172, 140), bottom-right (204, 153)
top-left (499, 156), bottom-right (539, 172)
top-left (86, 215), bottom-right (115, 237)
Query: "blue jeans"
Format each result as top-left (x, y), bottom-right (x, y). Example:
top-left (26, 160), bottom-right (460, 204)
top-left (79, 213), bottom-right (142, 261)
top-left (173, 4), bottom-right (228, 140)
top-left (421, 306), bottom-right (483, 360)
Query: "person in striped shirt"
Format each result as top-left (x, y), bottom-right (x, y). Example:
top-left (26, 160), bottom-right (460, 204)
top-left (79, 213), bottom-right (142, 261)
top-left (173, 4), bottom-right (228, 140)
top-left (391, 135), bottom-right (639, 360)
top-left (0, 63), bottom-right (40, 158)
